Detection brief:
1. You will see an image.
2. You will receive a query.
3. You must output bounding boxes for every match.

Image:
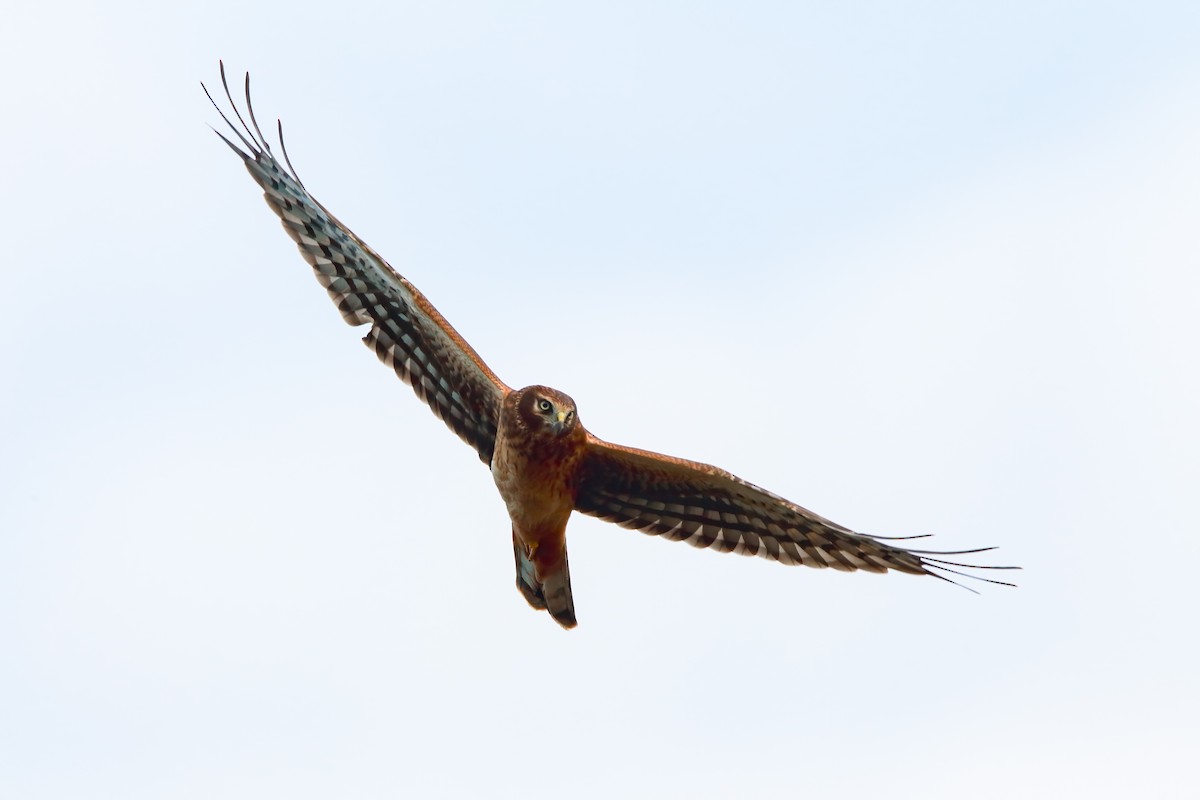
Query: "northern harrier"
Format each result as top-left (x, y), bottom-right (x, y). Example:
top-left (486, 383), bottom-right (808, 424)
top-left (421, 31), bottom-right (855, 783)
top-left (205, 64), bottom-right (1017, 629)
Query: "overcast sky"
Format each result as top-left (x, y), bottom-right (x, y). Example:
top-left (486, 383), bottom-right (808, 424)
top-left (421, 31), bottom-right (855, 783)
top-left (2, 2), bottom-right (1198, 798)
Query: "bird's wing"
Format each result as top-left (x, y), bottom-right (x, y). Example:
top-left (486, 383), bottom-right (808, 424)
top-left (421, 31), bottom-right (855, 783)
top-left (205, 64), bottom-right (508, 464)
top-left (575, 435), bottom-right (1018, 588)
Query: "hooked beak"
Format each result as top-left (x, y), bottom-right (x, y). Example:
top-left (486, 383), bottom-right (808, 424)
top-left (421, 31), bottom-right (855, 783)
top-left (550, 410), bottom-right (570, 436)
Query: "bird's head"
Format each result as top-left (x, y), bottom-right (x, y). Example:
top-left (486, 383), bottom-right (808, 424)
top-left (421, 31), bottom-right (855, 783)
top-left (516, 385), bottom-right (579, 439)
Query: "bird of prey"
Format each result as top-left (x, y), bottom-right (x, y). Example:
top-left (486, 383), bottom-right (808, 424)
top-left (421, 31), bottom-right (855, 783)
top-left (205, 64), bottom-right (1017, 629)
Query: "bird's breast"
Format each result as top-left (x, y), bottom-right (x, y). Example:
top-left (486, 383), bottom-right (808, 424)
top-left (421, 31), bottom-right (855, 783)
top-left (491, 428), bottom-right (583, 535)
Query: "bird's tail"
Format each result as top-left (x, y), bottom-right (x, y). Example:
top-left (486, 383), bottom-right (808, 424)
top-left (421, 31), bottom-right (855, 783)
top-left (540, 552), bottom-right (577, 629)
top-left (513, 530), bottom-right (577, 629)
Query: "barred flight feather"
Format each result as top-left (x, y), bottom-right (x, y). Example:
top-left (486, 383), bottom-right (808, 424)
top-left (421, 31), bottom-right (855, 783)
top-left (205, 65), bottom-right (507, 464)
top-left (576, 437), bottom-right (1017, 588)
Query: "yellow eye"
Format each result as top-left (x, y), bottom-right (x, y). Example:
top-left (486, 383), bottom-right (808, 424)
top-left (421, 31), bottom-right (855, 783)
top-left (536, 398), bottom-right (552, 413)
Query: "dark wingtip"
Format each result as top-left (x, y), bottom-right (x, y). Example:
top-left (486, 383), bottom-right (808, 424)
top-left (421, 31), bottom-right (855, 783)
top-left (243, 70), bottom-right (273, 154)
top-left (203, 74), bottom-right (258, 157)
top-left (872, 530), bottom-right (1020, 590)
top-left (923, 559), bottom-right (1021, 591)
top-left (219, 61), bottom-right (262, 152)
top-left (208, 125), bottom-right (251, 160)
top-left (277, 117), bottom-right (305, 188)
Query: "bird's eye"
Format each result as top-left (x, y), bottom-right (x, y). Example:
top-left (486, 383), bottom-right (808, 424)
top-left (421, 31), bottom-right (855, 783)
top-left (536, 398), bottom-right (553, 413)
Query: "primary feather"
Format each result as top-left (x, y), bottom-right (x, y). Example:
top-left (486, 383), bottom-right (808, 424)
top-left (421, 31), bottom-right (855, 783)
top-left (205, 64), bottom-right (508, 464)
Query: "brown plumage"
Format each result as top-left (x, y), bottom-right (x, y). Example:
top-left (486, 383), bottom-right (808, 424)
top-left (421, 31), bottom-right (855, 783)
top-left (205, 64), bottom-right (1018, 630)
top-left (493, 387), bottom-right (587, 627)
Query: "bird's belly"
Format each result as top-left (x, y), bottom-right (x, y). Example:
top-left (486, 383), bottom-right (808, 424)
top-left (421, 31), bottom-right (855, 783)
top-left (491, 451), bottom-right (574, 538)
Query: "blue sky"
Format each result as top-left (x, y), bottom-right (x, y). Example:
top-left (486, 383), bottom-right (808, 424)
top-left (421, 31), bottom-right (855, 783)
top-left (2, 2), bottom-right (1198, 797)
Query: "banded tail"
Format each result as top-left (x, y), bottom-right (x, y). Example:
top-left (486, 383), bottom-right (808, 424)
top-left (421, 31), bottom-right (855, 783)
top-left (513, 530), bottom-right (577, 629)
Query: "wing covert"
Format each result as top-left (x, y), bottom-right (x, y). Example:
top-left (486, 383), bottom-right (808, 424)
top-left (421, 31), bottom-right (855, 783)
top-left (206, 65), bottom-right (508, 463)
top-left (575, 436), bottom-right (1017, 587)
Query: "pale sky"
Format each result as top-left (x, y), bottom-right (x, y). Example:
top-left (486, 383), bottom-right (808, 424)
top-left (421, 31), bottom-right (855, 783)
top-left (2, 2), bottom-right (1198, 798)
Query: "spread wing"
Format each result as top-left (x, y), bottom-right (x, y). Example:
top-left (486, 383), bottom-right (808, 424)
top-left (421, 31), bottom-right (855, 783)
top-left (575, 436), bottom-right (1018, 588)
top-left (205, 64), bottom-right (508, 464)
